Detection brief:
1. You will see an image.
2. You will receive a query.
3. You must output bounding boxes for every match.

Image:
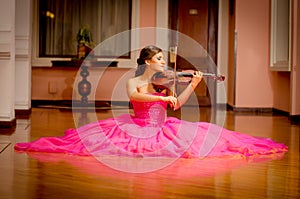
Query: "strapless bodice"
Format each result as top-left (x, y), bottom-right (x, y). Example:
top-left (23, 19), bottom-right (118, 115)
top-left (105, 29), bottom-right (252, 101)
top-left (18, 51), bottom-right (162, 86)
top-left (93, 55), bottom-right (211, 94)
top-left (130, 93), bottom-right (167, 126)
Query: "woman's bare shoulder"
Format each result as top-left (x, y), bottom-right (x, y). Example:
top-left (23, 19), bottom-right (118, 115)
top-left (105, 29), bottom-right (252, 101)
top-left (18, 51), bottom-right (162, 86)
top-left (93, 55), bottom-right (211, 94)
top-left (127, 76), bottom-right (139, 86)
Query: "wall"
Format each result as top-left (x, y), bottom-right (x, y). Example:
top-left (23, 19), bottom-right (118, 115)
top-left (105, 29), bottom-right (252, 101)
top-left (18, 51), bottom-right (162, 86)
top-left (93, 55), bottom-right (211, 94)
top-left (139, 0), bottom-right (156, 46)
top-left (235, 0), bottom-right (274, 108)
top-left (273, 72), bottom-right (290, 112)
top-left (31, 0), bottom-right (159, 103)
top-left (15, 0), bottom-right (32, 111)
top-left (217, 0), bottom-right (229, 104)
top-left (24, 0), bottom-right (300, 116)
top-left (32, 67), bottom-right (133, 102)
top-left (227, 0), bottom-right (236, 107)
top-left (290, 0), bottom-right (300, 116)
top-left (230, 0), bottom-right (298, 114)
top-left (0, 0), bottom-right (15, 124)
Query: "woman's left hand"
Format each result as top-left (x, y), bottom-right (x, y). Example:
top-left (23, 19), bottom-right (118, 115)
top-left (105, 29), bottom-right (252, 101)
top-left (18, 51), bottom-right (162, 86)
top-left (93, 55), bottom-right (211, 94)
top-left (190, 71), bottom-right (203, 89)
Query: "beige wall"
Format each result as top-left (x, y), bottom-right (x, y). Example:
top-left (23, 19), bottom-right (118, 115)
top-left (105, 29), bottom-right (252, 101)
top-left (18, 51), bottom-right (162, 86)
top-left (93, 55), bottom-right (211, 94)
top-left (0, 0), bottom-right (16, 122)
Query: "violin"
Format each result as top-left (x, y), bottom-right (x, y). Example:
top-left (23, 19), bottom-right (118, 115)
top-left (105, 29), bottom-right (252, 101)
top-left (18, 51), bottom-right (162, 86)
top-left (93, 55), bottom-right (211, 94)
top-left (151, 70), bottom-right (225, 93)
top-left (175, 71), bottom-right (225, 81)
top-left (159, 70), bottom-right (225, 82)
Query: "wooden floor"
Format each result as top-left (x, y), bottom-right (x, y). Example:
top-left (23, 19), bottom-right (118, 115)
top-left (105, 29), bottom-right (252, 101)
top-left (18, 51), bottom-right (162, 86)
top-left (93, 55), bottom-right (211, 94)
top-left (0, 106), bottom-right (299, 199)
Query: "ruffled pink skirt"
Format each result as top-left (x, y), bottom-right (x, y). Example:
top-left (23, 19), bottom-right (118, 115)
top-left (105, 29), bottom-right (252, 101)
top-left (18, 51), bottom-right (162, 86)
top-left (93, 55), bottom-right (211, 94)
top-left (15, 114), bottom-right (288, 158)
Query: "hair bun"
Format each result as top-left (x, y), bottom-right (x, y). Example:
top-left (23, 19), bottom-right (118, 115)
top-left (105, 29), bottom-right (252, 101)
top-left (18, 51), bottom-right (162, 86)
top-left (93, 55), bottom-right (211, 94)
top-left (137, 58), bottom-right (144, 65)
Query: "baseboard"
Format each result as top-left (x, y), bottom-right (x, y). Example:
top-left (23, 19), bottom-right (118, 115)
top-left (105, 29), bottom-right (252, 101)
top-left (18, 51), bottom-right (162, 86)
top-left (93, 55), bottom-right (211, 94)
top-left (32, 100), bottom-right (130, 108)
top-left (226, 104), bottom-right (273, 113)
top-left (272, 108), bottom-right (289, 116)
top-left (0, 118), bottom-right (16, 129)
top-left (290, 115), bottom-right (300, 124)
top-left (226, 104), bottom-right (300, 124)
top-left (15, 108), bottom-right (32, 119)
top-left (214, 103), bottom-right (227, 110)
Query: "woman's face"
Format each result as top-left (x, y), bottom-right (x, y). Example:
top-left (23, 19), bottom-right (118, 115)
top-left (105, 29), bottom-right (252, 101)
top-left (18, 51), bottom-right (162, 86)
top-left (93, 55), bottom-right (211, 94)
top-left (148, 52), bottom-right (166, 72)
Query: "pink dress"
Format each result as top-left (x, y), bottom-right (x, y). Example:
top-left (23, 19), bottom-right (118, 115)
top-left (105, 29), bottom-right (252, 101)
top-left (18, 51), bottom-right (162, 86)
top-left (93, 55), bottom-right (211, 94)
top-left (15, 93), bottom-right (287, 158)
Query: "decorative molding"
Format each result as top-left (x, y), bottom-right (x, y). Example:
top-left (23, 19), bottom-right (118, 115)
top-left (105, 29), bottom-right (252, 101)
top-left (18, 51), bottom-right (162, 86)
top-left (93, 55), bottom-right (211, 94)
top-left (0, 111), bottom-right (16, 128)
top-left (15, 54), bottom-right (29, 60)
top-left (0, 113), bottom-right (14, 120)
top-left (0, 52), bottom-right (11, 60)
top-left (15, 101), bottom-right (31, 110)
top-left (15, 35), bottom-right (30, 56)
top-left (0, 24), bottom-right (12, 31)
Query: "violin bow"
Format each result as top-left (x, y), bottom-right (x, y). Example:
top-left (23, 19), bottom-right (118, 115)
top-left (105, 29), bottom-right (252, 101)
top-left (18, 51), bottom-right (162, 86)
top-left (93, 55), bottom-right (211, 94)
top-left (171, 46), bottom-right (178, 97)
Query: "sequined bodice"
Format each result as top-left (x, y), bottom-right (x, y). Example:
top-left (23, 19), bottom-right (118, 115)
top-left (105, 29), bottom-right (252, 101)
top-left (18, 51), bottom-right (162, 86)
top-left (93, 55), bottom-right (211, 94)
top-left (130, 93), bottom-right (167, 125)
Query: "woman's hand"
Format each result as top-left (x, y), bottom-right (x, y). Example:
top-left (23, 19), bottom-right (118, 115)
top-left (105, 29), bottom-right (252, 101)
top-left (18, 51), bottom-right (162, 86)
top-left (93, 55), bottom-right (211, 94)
top-left (190, 71), bottom-right (203, 89)
top-left (161, 96), bottom-right (177, 109)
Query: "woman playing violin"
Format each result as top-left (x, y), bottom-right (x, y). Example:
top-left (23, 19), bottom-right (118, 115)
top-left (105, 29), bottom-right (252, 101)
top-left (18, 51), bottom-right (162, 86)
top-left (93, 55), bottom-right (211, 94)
top-left (15, 45), bottom-right (287, 160)
top-left (126, 45), bottom-right (203, 110)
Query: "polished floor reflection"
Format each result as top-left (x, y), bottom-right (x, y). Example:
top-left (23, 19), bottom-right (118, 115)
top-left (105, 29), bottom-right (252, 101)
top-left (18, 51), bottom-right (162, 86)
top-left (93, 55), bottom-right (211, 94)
top-left (0, 107), bottom-right (299, 199)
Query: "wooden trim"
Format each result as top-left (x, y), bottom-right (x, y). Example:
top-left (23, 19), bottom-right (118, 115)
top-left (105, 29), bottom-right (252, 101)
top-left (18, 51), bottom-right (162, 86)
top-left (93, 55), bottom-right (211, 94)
top-left (0, 52), bottom-right (11, 60)
top-left (226, 104), bottom-right (300, 125)
top-left (272, 108), bottom-right (289, 116)
top-left (227, 104), bottom-right (273, 113)
top-left (51, 60), bottom-right (118, 68)
top-left (290, 115), bottom-right (300, 124)
top-left (15, 109), bottom-right (32, 119)
top-left (31, 100), bottom-right (131, 108)
top-left (0, 118), bottom-right (16, 129)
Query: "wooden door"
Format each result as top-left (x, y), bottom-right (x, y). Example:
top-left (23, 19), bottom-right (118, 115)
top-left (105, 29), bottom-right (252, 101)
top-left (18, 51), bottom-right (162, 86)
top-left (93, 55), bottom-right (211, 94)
top-left (169, 0), bottom-right (218, 106)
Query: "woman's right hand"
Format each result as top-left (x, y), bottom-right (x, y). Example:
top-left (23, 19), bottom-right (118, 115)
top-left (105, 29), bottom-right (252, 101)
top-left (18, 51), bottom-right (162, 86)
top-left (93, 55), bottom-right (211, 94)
top-left (161, 96), bottom-right (177, 109)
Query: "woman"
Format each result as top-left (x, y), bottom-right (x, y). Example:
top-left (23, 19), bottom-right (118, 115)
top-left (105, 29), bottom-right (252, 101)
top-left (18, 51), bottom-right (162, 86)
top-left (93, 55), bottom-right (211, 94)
top-left (15, 45), bottom-right (287, 158)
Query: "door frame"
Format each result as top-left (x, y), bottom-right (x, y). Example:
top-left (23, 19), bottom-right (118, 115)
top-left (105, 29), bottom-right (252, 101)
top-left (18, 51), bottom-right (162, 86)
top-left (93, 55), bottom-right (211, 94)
top-left (168, 0), bottom-right (219, 106)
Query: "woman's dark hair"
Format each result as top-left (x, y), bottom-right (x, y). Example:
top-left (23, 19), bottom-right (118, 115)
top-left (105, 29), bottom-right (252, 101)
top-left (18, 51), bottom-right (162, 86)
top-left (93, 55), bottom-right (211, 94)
top-left (135, 45), bottom-right (162, 77)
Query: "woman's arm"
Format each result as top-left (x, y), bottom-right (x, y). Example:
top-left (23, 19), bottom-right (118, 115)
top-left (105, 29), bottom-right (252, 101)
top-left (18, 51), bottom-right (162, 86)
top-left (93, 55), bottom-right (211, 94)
top-left (173, 71), bottom-right (203, 110)
top-left (126, 78), bottom-right (177, 107)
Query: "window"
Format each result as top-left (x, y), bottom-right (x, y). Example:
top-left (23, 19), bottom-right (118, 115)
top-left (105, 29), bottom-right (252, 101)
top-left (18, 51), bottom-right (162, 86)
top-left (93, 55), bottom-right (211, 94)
top-left (38, 0), bottom-right (131, 58)
top-left (270, 0), bottom-right (291, 71)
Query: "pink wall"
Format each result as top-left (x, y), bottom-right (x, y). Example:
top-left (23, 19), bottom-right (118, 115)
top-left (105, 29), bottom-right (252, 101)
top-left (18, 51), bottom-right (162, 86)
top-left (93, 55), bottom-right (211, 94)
top-left (235, 0), bottom-right (290, 110)
top-left (139, 0), bottom-right (156, 46)
top-left (32, 67), bottom-right (132, 102)
top-left (140, 0), bottom-right (156, 27)
top-left (235, 0), bottom-right (273, 108)
top-left (273, 72), bottom-right (290, 112)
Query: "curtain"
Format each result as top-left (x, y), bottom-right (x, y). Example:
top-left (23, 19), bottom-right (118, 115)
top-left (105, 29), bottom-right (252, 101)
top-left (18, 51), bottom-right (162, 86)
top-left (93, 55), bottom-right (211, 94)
top-left (40, 0), bottom-right (130, 57)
